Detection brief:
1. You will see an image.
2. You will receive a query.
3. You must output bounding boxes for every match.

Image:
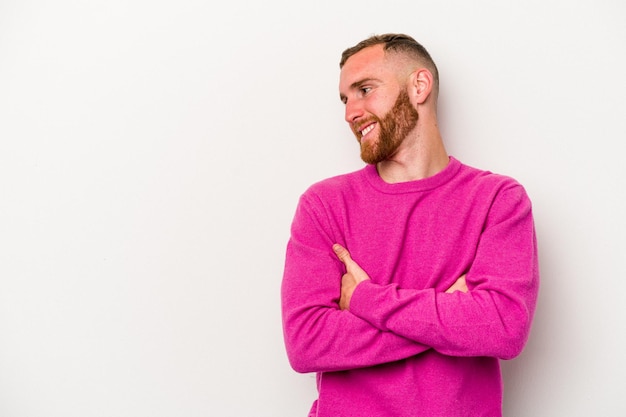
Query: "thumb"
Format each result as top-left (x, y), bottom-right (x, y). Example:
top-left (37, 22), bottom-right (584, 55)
top-left (332, 243), bottom-right (353, 265)
top-left (333, 243), bottom-right (369, 283)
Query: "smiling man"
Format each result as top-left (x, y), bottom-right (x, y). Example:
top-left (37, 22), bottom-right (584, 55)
top-left (281, 34), bottom-right (539, 417)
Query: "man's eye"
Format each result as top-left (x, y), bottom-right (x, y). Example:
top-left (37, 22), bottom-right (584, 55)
top-left (360, 87), bottom-right (371, 94)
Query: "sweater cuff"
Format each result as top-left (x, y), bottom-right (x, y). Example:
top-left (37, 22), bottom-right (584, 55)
top-left (349, 280), bottom-right (388, 331)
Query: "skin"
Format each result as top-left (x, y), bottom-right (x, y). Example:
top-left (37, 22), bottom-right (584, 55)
top-left (335, 44), bottom-right (467, 310)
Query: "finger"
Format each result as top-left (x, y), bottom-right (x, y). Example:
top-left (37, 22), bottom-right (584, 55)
top-left (445, 275), bottom-right (468, 293)
top-left (457, 275), bottom-right (468, 292)
top-left (332, 243), bottom-right (352, 264)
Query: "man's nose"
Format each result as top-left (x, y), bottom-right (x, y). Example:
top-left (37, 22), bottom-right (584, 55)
top-left (344, 99), bottom-right (364, 124)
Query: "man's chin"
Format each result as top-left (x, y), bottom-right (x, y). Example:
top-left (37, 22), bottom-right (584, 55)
top-left (360, 151), bottom-right (382, 165)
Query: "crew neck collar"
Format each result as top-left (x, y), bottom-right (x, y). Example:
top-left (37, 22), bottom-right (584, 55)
top-left (363, 156), bottom-right (461, 194)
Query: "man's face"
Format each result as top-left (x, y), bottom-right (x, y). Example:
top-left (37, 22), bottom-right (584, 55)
top-left (354, 88), bottom-right (418, 164)
top-left (339, 45), bottom-right (418, 164)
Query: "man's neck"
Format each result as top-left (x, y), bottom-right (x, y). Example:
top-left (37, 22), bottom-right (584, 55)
top-left (376, 130), bottom-right (449, 184)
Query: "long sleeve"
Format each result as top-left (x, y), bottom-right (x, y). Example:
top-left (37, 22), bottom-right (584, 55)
top-left (348, 184), bottom-right (539, 359)
top-left (281, 159), bottom-right (537, 417)
top-left (281, 193), bottom-right (429, 374)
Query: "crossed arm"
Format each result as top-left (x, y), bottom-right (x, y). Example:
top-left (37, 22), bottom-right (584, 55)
top-left (282, 186), bottom-right (538, 374)
top-left (333, 243), bottom-right (467, 310)
top-left (282, 240), bottom-right (475, 374)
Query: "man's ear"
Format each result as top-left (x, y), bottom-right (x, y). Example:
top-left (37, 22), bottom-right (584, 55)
top-left (409, 68), bottom-right (434, 105)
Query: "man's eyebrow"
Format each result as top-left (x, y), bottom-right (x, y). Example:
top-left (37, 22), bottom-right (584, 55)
top-left (351, 77), bottom-right (379, 89)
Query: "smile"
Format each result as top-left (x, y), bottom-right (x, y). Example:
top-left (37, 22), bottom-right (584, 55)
top-left (360, 124), bottom-right (375, 137)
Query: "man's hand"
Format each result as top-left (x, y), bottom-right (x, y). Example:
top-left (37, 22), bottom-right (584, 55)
top-left (445, 274), bottom-right (468, 293)
top-left (333, 244), bottom-right (371, 310)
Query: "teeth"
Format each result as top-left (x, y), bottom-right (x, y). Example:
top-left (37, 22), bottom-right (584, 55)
top-left (361, 124), bottom-right (375, 136)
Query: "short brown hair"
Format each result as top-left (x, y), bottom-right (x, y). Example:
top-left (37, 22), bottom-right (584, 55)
top-left (340, 33), bottom-right (439, 89)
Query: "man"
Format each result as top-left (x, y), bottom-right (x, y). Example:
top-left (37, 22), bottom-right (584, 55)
top-left (281, 34), bottom-right (539, 417)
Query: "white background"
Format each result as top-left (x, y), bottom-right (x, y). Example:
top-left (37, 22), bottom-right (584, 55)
top-left (1, 1), bottom-right (624, 416)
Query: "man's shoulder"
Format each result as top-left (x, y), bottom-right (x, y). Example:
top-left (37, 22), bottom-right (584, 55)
top-left (456, 160), bottom-right (530, 204)
top-left (458, 161), bottom-right (523, 189)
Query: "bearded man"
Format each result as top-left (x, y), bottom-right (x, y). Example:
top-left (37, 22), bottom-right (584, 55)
top-left (281, 34), bottom-right (539, 417)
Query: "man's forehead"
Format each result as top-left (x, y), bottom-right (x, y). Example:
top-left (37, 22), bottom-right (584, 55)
top-left (339, 45), bottom-right (388, 87)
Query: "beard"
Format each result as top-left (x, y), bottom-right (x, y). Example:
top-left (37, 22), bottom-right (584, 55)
top-left (356, 89), bottom-right (419, 165)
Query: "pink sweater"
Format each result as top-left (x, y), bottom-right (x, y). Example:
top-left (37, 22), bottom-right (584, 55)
top-left (281, 157), bottom-right (539, 417)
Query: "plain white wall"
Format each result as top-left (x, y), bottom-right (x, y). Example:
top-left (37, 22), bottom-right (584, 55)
top-left (1, 0), bottom-right (624, 416)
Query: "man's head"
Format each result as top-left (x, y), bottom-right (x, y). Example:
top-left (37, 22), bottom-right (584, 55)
top-left (338, 34), bottom-right (439, 164)
top-left (340, 34), bottom-right (439, 94)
